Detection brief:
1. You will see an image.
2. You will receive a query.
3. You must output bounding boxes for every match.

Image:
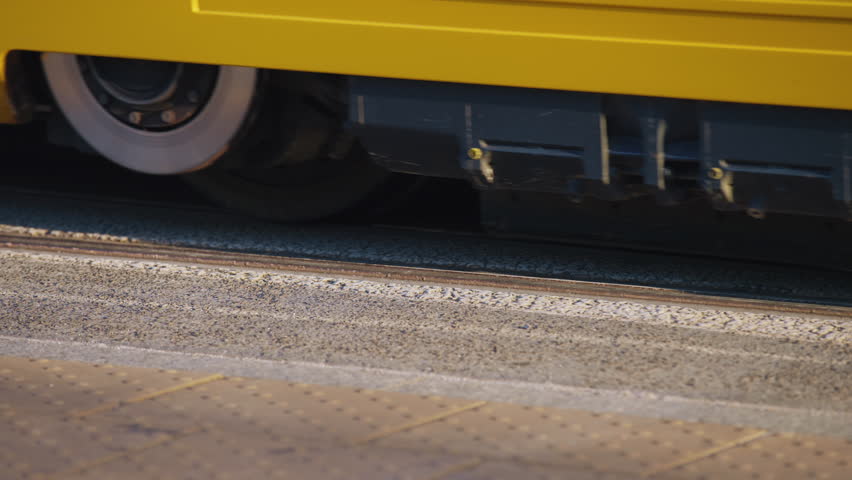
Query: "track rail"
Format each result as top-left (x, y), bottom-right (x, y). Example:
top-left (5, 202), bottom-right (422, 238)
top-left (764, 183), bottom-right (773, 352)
top-left (1, 232), bottom-right (849, 319)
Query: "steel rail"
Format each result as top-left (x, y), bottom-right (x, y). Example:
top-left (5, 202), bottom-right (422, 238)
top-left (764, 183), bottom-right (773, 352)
top-left (0, 232), bottom-right (850, 319)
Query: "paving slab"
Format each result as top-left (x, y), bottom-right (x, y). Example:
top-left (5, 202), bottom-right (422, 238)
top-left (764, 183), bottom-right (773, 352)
top-left (2, 356), bottom-right (849, 480)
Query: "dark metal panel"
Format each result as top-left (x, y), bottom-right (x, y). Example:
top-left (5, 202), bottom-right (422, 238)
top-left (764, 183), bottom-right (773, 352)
top-left (700, 103), bottom-right (852, 217)
top-left (348, 76), bottom-right (608, 190)
top-left (347, 75), bottom-right (852, 219)
top-left (470, 88), bottom-right (608, 188)
top-left (348, 77), bottom-right (468, 178)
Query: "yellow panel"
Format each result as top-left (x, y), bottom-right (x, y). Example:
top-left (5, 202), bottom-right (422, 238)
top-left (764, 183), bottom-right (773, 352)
top-left (194, 0), bottom-right (852, 53)
top-left (199, 0), bottom-right (852, 21)
top-left (1, 0), bottom-right (852, 124)
top-left (501, 0), bottom-right (852, 19)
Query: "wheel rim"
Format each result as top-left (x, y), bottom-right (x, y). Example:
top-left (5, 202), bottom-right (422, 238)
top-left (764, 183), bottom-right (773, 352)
top-left (42, 53), bottom-right (257, 175)
top-left (80, 56), bottom-right (218, 131)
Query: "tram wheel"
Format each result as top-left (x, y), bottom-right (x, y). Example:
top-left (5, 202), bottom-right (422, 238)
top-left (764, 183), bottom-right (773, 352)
top-left (42, 53), bottom-right (392, 221)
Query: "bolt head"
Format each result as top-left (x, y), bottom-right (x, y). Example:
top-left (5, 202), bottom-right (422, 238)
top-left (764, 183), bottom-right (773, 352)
top-left (468, 148), bottom-right (484, 161)
top-left (160, 110), bottom-right (177, 124)
top-left (127, 111), bottom-right (142, 125)
top-left (708, 167), bottom-right (724, 180)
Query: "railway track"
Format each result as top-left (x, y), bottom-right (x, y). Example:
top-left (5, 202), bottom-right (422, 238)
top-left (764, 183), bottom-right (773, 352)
top-left (0, 174), bottom-right (850, 318)
top-left (1, 231), bottom-right (851, 320)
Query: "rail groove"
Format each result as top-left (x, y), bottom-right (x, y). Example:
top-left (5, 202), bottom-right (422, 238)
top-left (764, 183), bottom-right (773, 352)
top-left (0, 233), bottom-right (850, 318)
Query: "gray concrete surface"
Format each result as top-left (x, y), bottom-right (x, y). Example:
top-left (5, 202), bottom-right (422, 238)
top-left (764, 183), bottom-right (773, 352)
top-left (1, 249), bottom-right (849, 437)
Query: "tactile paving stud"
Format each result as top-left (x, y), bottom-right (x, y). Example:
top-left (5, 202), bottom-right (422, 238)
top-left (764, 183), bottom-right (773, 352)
top-left (442, 459), bottom-right (633, 480)
top-left (653, 432), bottom-right (852, 480)
top-left (372, 402), bottom-right (765, 475)
top-left (0, 357), bottom-right (218, 416)
top-left (61, 431), bottom-right (474, 480)
top-left (3, 355), bottom-right (852, 480)
top-left (142, 377), bottom-right (478, 445)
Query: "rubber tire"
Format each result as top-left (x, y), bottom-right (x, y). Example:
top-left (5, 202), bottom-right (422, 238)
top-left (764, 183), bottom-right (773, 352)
top-left (181, 71), bottom-right (393, 222)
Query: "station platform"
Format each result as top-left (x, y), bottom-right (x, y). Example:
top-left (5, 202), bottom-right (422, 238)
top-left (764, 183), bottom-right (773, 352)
top-left (2, 355), bottom-right (849, 480)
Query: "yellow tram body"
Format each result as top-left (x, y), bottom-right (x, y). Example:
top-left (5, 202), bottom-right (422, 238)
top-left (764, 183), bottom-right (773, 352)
top-left (2, 0), bottom-right (852, 123)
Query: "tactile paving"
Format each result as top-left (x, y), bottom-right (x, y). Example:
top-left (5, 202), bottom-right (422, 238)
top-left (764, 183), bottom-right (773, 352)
top-left (1, 356), bottom-right (849, 480)
top-left (655, 432), bottom-right (852, 480)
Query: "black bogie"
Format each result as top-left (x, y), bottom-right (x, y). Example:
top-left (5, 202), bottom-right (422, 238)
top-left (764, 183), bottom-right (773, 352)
top-left (349, 76), bottom-right (852, 220)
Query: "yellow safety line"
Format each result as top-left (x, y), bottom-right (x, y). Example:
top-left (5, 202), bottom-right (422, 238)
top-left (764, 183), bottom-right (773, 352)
top-left (641, 430), bottom-right (769, 478)
top-left (71, 374), bottom-right (225, 418)
top-left (47, 426), bottom-right (202, 479)
top-left (419, 458), bottom-right (483, 480)
top-left (353, 401), bottom-right (488, 445)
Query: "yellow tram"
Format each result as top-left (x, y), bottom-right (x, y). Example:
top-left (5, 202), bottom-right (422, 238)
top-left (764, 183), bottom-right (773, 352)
top-left (2, 1), bottom-right (851, 220)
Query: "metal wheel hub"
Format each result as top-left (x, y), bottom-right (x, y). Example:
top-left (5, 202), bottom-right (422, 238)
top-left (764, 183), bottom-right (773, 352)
top-left (79, 56), bottom-right (217, 131)
top-left (42, 52), bottom-right (257, 175)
